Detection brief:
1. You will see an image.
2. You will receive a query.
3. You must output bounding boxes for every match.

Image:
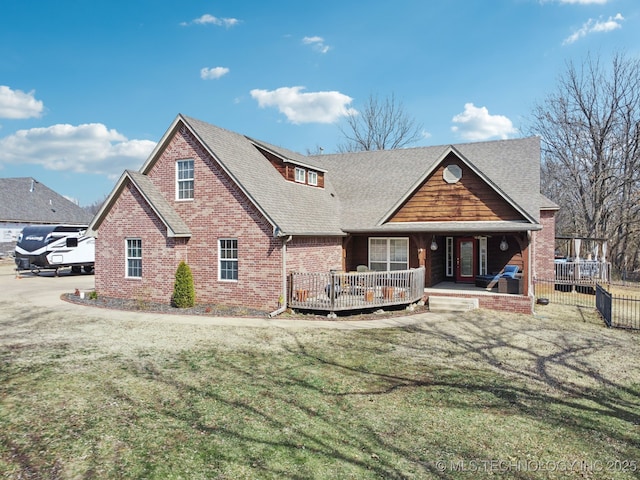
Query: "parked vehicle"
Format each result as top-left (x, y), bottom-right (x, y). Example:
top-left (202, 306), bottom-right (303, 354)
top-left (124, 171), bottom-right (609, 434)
top-left (14, 225), bottom-right (94, 275)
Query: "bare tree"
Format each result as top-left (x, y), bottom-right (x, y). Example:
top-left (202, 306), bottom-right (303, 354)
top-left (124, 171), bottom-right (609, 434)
top-left (530, 52), bottom-right (640, 273)
top-left (83, 195), bottom-right (107, 216)
top-left (338, 93), bottom-right (423, 152)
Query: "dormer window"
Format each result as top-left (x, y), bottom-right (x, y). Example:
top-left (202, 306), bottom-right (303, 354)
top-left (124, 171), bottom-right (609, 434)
top-left (253, 143), bottom-right (324, 188)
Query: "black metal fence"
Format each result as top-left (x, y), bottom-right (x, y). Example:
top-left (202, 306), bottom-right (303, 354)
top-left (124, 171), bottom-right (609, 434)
top-left (595, 284), bottom-right (612, 327)
top-left (533, 278), bottom-right (597, 308)
top-left (595, 284), bottom-right (640, 329)
top-left (535, 278), bottom-right (640, 330)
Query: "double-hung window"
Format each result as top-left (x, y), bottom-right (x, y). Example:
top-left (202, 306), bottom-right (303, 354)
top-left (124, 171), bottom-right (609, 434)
top-left (219, 239), bottom-right (238, 281)
top-left (369, 237), bottom-right (409, 271)
top-left (308, 170), bottom-right (318, 186)
top-left (294, 167), bottom-right (306, 183)
top-left (126, 238), bottom-right (142, 278)
top-left (176, 159), bottom-right (194, 200)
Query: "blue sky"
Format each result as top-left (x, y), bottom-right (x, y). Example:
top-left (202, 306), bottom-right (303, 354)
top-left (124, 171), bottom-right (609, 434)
top-left (1, 0), bottom-right (638, 207)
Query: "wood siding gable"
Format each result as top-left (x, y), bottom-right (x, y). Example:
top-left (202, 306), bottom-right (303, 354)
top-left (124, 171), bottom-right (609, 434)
top-left (389, 152), bottom-right (526, 223)
top-left (254, 144), bottom-right (325, 188)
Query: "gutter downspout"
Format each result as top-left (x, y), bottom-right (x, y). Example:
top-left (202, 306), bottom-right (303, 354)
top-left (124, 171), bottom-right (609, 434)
top-left (268, 233), bottom-right (293, 317)
top-left (527, 230), bottom-right (532, 298)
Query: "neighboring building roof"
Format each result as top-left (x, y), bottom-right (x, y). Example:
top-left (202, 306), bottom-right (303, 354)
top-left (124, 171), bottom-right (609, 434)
top-left (0, 177), bottom-right (93, 225)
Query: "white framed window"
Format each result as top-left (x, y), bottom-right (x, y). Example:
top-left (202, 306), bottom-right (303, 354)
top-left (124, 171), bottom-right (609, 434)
top-left (479, 237), bottom-right (488, 275)
top-left (126, 238), bottom-right (142, 278)
top-left (308, 170), bottom-right (318, 186)
top-left (219, 238), bottom-right (238, 281)
top-left (446, 237), bottom-right (454, 277)
top-left (368, 237), bottom-right (409, 271)
top-left (295, 167), bottom-right (306, 183)
top-left (176, 159), bottom-right (194, 200)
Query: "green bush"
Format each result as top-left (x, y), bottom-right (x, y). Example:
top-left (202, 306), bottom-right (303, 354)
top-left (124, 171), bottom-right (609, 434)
top-left (172, 261), bottom-right (195, 308)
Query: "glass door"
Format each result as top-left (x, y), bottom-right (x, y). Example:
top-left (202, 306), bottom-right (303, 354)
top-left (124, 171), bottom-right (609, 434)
top-left (456, 237), bottom-right (476, 283)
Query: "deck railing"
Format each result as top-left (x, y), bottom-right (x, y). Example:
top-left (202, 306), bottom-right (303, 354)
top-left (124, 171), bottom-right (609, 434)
top-left (288, 267), bottom-right (425, 313)
top-left (554, 261), bottom-right (611, 285)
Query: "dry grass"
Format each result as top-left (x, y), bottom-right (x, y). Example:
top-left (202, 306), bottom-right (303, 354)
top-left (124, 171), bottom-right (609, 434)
top-left (1, 267), bottom-right (639, 478)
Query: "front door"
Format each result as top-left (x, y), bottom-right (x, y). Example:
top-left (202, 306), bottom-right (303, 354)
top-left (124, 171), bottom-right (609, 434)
top-left (456, 237), bottom-right (476, 283)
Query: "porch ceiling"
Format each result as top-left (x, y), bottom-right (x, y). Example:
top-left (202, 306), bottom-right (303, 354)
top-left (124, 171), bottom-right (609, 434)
top-left (344, 220), bottom-right (541, 234)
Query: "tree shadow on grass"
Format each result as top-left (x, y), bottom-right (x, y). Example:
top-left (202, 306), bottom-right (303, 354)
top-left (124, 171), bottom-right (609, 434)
top-left (2, 308), bottom-right (639, 479)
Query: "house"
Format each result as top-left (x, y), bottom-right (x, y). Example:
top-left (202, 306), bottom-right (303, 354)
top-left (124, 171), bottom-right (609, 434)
top-left (88, 114), bottom-right (558, 314)
top-left (0, 177), bottom-right (93, 256)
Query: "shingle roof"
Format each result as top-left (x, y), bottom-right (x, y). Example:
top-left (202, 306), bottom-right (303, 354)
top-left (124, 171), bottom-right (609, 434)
top-left (93, 114), bottom-right (548, 238)
top-left (0, 177), bottom-right (93, 225)
top-left (88, 170), bottom-right (191, 238)
top-left (126, 171), bottom-right (192, 237)
top-left (174, 115), bottom-right (344, 236)
top-left (307, 136), bottom-right (543, 232)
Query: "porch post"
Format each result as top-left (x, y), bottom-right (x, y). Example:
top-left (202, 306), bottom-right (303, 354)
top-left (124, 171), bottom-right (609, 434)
top-left (516, 234), bottom-right (530, 297)
top-left (411, 233), bottom-right (430, 287)
top-left (342, 235), bottom-right (352, 271)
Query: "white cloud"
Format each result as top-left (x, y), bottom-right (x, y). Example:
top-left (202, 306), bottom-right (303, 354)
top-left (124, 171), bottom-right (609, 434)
top-left (563, 13), bottom-right (624, 45)
top-left (0, 86), bottom-right (44, 119)
top-left (451, 103), bottom-right (517, 141)
top-left (250, 86), bottom-right (357, 124)
top-left (556, 0), bottom-right (609, 4)
top-left (302, 36), bottom-right (330, 54)
top-left (0, 123), bottom-right (156, 177)
top-left (180, 14), bottom-right (239, 27)
top-left (200, 67), bottom-right (230, 80)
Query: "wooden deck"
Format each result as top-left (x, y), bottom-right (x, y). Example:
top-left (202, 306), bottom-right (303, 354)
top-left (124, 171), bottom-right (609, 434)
top-left (554, 260), bottom-right (611, 286)
top-left (288, 267), bottom-right (425, 313)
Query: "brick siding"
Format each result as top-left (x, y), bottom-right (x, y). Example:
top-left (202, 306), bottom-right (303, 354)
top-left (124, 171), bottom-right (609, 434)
top-left (427, 292), bottom-right (534, 314)
top-left (96, 127), bottom-right (285, 311)
top-left (286, 237), bottom-right (343, 274)
top-left (533, 209), bottom-right (557, 281)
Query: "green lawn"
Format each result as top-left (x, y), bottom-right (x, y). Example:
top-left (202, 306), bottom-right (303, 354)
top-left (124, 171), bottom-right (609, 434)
top-left (1, 304), bottom-right (639, 479)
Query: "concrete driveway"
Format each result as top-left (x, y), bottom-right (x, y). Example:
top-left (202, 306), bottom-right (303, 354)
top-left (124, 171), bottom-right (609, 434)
top-left (0, 261), bottom-right (433, 329)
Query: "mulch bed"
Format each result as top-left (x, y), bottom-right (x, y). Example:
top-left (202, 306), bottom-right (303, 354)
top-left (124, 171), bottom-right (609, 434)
top-left (62, 293), bottom-right (427, 320)
top-left (62, 293), bottom-right (270, 317)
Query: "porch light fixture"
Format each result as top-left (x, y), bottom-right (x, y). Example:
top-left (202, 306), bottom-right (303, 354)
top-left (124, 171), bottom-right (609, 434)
top-left (430, 238), bottom-right (438, 251)
top-left (499, 236), bottom-right (509, 251)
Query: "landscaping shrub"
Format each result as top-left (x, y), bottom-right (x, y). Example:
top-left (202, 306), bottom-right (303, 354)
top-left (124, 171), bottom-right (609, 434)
top-left (172, 261), bottom-right (195, 308)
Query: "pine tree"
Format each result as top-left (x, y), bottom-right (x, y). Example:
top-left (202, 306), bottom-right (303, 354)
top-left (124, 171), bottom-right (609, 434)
top-left (172, 261), bottom-right (195, 308)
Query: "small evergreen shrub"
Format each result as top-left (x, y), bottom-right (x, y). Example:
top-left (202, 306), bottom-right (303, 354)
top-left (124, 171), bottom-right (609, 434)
top-left (172, 261), bottom-right (195, 308)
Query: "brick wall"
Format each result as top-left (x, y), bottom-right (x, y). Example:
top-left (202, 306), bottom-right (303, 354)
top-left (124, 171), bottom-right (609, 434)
top-left (426, 292), bottom-right (534, 314)
top-left (95, 184), bottom-right (187, 304)
top-left (286, 237), bottom-right (343, 273)
top-left (96, 126), bottom-right (284, 311)
top-left (533, 209), bottom-right (557, 281)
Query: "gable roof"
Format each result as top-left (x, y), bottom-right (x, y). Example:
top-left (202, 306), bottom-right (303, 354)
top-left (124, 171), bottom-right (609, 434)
top-left (0, 177), bottom-right (92, 225)
top-left (89, 170), bottom-right (191, 238)
top-left (91, 114), bottom-right (547, 239)
top-left (140, 114), bottom-right (344, 237)
top-left (307, 136), bottom-right (543, 232)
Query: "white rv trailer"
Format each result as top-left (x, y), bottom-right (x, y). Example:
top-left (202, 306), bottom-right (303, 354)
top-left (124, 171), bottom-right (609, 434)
top-left (14, 225), bottom-right (95, 275)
